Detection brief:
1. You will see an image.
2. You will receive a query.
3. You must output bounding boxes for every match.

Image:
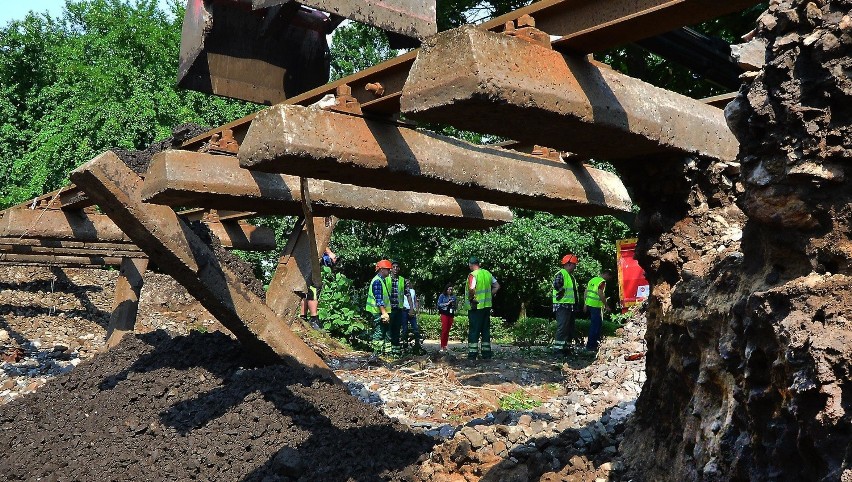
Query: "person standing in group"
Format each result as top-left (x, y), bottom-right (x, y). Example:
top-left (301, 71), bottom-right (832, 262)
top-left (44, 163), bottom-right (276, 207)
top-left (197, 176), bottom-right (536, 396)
top-left (437, 283), bottom-right (457, 352)
top-left (365, 259), bottom-right (393, 356)
top-left (385, 260), bottom-right (414, 358)
top-left (466, 257), bottom-right (499, 360)
top-left (401, 281), bottom-right (422, 353)
top-left (551, 254), bottom-right (580, 355)
top-left (584, 269), bottom-right (614, 352)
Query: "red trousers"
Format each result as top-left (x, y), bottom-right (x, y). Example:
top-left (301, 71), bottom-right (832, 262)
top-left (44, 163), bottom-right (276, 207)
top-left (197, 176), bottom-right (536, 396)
top-left (440, 314), bottom-right (454, 348)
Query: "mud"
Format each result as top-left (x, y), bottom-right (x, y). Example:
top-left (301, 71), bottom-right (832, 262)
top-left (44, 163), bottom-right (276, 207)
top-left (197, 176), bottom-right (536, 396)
top-left (619, 1), bottom-right (852, 480)
top-left (113, 123), bottom-right (209, 174)
top-left (0, 331), bottom-right (435, 481)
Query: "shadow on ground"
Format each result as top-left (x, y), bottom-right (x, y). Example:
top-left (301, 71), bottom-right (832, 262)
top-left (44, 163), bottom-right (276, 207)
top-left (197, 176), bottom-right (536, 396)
top-left (0, 331), bottom-right (435, 481)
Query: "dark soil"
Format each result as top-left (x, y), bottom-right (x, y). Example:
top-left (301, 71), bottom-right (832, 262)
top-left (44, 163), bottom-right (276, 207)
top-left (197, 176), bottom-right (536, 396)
top-left (187, 221), bottom-right (266, 300)
top-left (113, 123), bottom-right (210, 174)
top-left (0, 331), bottom-right (435, 481)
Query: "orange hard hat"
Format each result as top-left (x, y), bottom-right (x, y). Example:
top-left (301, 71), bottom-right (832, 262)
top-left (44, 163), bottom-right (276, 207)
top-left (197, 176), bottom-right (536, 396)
top-left (561, 254), bottom-right (578, 265)
top-left (375, 259), bottom-right (393, 271)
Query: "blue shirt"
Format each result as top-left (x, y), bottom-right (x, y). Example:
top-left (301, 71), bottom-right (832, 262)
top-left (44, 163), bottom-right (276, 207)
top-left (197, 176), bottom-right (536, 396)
top-left (437, 294), bottom-right (456, 315)
top-left (371, 278), bottom-right (386, 308)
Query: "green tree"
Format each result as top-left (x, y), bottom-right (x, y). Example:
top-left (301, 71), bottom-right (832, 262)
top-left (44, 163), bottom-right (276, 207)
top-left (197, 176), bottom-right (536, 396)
top-left (0, 0), bottom-right (255, 208)
top-left (327, 211), bottom-right (632, 322)
top-left (329, 22), bottom-right (397, 80)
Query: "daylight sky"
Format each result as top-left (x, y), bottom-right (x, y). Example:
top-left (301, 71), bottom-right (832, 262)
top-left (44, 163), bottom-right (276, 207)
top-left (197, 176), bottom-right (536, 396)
top-left (0, 0), bottom-right (174, 26)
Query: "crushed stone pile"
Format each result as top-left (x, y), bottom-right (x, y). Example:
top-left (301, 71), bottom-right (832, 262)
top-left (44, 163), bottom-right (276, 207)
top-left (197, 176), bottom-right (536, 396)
top-left (0, 330), bottom-right (435, 481)
top-left (340, 317), bottom-right (647, 481)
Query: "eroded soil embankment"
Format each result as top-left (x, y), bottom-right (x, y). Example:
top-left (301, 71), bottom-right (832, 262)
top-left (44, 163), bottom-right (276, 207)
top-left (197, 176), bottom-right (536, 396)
top-left (620, 1), bottom-right (852, 480)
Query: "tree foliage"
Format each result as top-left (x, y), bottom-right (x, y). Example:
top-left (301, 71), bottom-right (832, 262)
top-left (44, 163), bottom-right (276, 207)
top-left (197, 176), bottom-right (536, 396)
top-left (329, 22), bottom-right (397, 80)
top-left (327, 211), bottom-right (631, 322)
top-left (601, 3), bottom-right (768, 97)
top-left (0, 0), bottom-right (255, 208)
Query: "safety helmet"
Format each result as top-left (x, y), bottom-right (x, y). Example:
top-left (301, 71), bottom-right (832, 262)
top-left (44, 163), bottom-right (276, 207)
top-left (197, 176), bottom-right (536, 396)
top-left (375, 259), bottom-right (393, 271)
top-left (561, 254), bottom-right (578, 265)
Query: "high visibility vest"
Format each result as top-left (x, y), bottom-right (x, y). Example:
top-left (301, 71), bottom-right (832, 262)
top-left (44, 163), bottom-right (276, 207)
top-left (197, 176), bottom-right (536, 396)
top-left (552, 268), bottom-right (576, 304)
top-left (585, 276), bottom-right (605, 308)
top-left (384, 276), bottom-right (406, 308)
top-left (471, 269), bottom-right (493, 309)
top-left (365, 274), bottom-right (390, 314)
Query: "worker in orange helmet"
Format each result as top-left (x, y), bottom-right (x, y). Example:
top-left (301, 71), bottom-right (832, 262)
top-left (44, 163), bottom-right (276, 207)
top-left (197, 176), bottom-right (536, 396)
top-left (366, 259), bottom-right (393, 356)
top-left (551, 254), bottom-right (580, 355)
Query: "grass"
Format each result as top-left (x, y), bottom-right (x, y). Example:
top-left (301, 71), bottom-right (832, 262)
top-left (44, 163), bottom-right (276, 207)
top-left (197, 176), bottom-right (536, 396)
top-left (499, 389), bottom-right (542, 411)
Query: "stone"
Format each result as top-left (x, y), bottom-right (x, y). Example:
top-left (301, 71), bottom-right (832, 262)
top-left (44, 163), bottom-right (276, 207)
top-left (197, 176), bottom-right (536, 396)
top-left (508, 444), bottom-right (539, 458)
top-left (492, 441), bottom-right (508, 457)
top-left (460, 426), bottom-right (486, 449)
top-left (438, 425), bottom-right (456, 439)
top-left (0, 329), bottom-right (9, 342)
top-left (270, 448), bottom-right (304, 476)
top-left (450, 440), bottom-right (472, 464)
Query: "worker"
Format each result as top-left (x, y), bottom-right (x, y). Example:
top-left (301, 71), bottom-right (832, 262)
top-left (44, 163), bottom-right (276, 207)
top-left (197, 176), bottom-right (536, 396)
top-left (551, 254), bottom-right (580, 355)
top-left (584, 269), bottom-right (614, 352)
top-left (385, 260), bottom-right (414, 358)
top-left (466, 257), bottom-right (500, 360)
top-left (365, 259), bottom-right (393, 356)
top-left (300, 247), bottom-right (340, 331)
top-left (401, 281), bottom-right (422, 354)
top-left (300, 284), bottom-right (322, 331)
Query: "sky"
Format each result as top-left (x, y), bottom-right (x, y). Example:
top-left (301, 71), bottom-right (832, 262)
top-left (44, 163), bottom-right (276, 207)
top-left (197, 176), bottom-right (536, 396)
top-left (0, 0), bottom-right (174, 26)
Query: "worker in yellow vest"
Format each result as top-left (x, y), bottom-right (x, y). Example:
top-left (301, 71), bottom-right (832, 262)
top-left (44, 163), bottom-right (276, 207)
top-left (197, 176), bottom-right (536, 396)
top-left (467, 257), bottom-right (500, 360)
top-left (366, 259), bottom-right (393, 356)
top-left (551, 254), bottom-right (580, 355)
top-left (584, 269), bottom-right (614, 351)
top-left (385, 260), bottom-right (414, 358)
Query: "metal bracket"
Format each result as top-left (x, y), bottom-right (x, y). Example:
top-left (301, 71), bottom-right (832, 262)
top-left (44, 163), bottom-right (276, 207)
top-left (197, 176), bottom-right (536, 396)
top-left (205, 129), bottom-right (240, 156)
top-left (200, 209), bottom-right (220, 223)
top-left (365, 82), bottom-right (385, 97)
top-left (324, 84), bottom-right (363, 115)
top-left (531, 145), bottom-right (563, 162)
top-left (503, 14), bottom-right (552, 50)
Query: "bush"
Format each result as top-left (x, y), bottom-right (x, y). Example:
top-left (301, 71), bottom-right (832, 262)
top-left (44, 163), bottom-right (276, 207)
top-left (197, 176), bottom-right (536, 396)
top-left (318, 267), bottom-right (371, 348)
top-left (418, 313), bottom-right (511, 344)
top-left (509, 315), bottom-right (622, 348)
top-left (511, 317), bottom-right (553, 347)
top-left (574, 317), bottom-right (621, 338)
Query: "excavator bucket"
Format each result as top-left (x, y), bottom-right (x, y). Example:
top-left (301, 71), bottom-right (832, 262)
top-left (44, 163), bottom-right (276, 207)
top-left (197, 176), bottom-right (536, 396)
top-left (178, 0), bottom-right (332, 105)
top-left (252, 0), bottom-right (437, 42)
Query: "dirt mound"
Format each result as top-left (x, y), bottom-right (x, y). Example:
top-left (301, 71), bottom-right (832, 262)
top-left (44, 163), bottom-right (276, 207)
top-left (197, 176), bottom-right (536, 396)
top-left (113, 123), bottom-right (210, 174)
top-left (187, 221), bottom-right (266, 300)
top-left (0, 330), bottom-right (434, 481)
